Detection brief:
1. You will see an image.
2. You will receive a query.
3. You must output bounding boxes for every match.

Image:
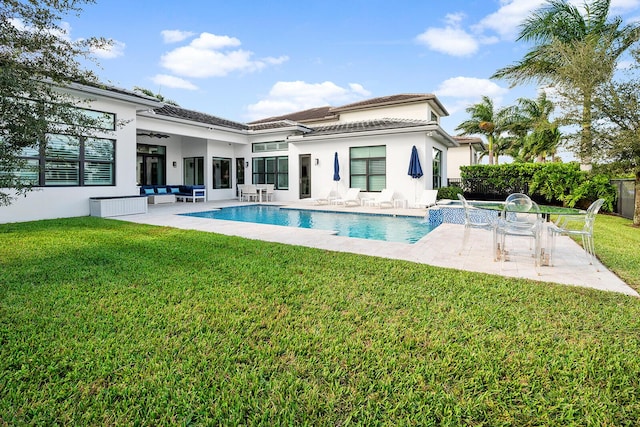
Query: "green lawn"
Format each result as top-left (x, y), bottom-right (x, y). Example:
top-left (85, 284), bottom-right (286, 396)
top-left (1, 215), bottom-right (639, 425)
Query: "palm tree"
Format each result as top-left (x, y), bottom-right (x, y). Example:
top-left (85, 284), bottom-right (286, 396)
top-left (455, 96), bottom-right (511, 165)
top-left (492, 0), bottom-right (640, 168)
top-left (509, 92), bottom-right (561, 162)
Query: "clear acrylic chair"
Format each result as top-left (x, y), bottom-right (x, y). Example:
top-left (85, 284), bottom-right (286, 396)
top-left (547, 198), bottom-right (605, 266)
top-left (495, 194), bottom-right (543, 269)
top-left (457, 194), bottom-right (497, 257)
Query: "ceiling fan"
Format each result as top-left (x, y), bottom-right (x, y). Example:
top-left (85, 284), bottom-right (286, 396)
top-left (136, 132), bottom-right (169, 139)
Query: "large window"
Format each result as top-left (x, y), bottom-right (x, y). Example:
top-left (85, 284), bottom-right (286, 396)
top-left (184, 157), bottom-right (204, 185)
top-left (252, 156), bottom-right (288, 189)
top-left (17, 134), bottom-right (115, 186)
top-left (350, 146), bottom-right (386, 192)
top-left (433, 147), bottom-right (442, 189)
top-left (212, 157), bottom-right (231, 189)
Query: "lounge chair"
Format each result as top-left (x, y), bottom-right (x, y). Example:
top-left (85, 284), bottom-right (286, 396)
top-left (333, 188), bottom-right (361, 207)
top-left (313, 190), bottom-right (338, 205)
top-left (415, 189), bottom-right (438, 208)
top-left (367, 189), bottom-right (395, 208)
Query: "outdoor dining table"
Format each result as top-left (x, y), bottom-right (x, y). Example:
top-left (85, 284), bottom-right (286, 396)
top-left (475, 202), bottom-right (585, 221)
top-left (256, 185), bottom-right (270, 203)
top-left (474, 202), bottom-right (586, 266)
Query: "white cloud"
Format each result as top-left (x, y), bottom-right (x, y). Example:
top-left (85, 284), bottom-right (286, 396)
top-left (436, 77), bottom-right (508, 98)
top-left (161, 30), bottom-right (195, 43)
top-left (415, 13), bottom-right (479, 56)
top-left (246, 81), bottom-right (371, 120)
top-left (474, 0), bottom-right (546, 40)
top-left (92, 40), bottom-right (125, 59)
top-left (151, 74), bottom-right (198, 90)
top-left (160, 32), bottom-right (288, 78)
top-left (611, 0), bottom-right (640, 12)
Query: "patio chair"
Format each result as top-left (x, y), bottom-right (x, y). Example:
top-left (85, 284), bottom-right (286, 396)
top-left (457, 194), bottom-right (497, 256)
top-left (263, 183), bottom-right (275, 202)
top-left (333, 188), bottom-right (361, 207)
top-left (368, 189), bottom-right (395, 208)
top-left (242, 184), bottom-right (258, 202)
top-left (495, 194), bottom-right (543, 268)
top-left (547, 198), bottom-right (605, 266)
top-left (415, 189), bottom-right (438, 208)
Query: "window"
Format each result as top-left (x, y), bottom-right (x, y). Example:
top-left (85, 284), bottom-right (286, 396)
top-left (252, 141), bottom-right (288, 152)
top-left (17, 134), bottom-right (115, 186)
top-left (212, 157), bottom-right (231, 189)
top-left (350, 146), bottom-right (386, 192)
top-left (432, 147), bottom-right (442, 189)
top-left (184, 157), bottom-right (204, 185)
top-left (252, 156), bottom-right (288, 189)
top-left (430, 111), bottom-right (438, 123)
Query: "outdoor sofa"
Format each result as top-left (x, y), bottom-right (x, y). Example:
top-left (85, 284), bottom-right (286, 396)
top-left (140, 185), bottom-right (206, 203)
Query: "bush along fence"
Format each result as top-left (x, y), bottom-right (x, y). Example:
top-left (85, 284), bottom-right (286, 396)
top-left (448, 162), bottom-right (617, 212)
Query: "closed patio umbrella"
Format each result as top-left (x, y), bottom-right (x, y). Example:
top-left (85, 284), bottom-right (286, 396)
top-left (408, 145), bottom-right (423, 204)
top-left (333, 152), bottom-right (340, 195)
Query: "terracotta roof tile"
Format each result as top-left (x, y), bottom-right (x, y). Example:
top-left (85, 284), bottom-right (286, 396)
top-left (248, 106), bottom-right (335, 124)
top-left (308, 118), bottom-right (430, 136)
top-left (153, 105), bottom-right (248, 131)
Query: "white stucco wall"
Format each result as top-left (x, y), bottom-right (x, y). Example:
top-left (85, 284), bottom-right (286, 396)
top-left (0, 95), bottom-right (142, 224)
top-left (290, 129), bottom-right (445, 205)
top-left (333, 103), bottom-right (437, 124)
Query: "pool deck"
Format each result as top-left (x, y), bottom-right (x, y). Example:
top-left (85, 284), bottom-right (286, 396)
top-left (114, 199), bottom-right (638, 297)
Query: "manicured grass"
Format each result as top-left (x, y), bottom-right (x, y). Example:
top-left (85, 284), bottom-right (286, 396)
top-left (1, 216), bottom-right (640, 425)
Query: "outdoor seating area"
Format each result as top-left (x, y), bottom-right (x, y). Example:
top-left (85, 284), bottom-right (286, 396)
top-left (140, 185), bottom-right (206, 203)
top-left (455, 193), bottom-right (603, 272)
top-left (237, 184), bottom-right (275, 202)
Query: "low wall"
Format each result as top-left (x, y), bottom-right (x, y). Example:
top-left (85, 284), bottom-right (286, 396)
top-left (90, 196), bottom-right (148, 218)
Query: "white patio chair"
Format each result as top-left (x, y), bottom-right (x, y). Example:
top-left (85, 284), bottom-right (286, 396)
top-left (313, 190), bottom-right (338, 205)
top-left (263, 183), bottom-right (275, 202)
top-left (415, 189), bottom-right (438, 208)
top-left (242, 184), bottom-right (258, 202)
top-left (368, 189), bottom-right (395, 208)
top-left (333, 188), bottom-right (361, 207)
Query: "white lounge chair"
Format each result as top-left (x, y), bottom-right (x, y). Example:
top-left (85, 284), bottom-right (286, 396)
top-left (313, 190), bottom-right (338, 205)
top-left (333, 188), bottom-right (361, 207)
top-left (415, 189), bottom-right (438, 208)
top-left (368, 189), bottom-right (395, 208)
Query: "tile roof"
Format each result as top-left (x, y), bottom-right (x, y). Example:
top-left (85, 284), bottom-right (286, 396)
top-left (306, 118), bottom-right (431, 136)
top-left (453, 135), bottom-right (486, 149)
top-left (248, 106), bottom-right (335, 124)
top-left (248, 120), bottom-right (311, 131)
top-left (153, 105), bottom-right (248, 131)
top-left (331, 94), bottom-right (437, 112)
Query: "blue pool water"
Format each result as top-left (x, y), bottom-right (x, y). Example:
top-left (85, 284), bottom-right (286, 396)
top-left (181, 205), bottom-right (435, 244)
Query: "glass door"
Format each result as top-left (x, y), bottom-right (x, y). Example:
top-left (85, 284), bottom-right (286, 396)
top-left (299, 154), bottom-right (311, 199)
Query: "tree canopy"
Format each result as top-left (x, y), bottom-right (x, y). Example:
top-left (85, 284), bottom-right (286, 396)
top-left (0, 0), bottom-right (108, 205)
top-left (492, 0), bottom-right (640, 168)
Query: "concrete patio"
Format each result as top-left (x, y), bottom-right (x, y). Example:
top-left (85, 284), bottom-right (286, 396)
top-left (113, 200), bottom-right (638, 297)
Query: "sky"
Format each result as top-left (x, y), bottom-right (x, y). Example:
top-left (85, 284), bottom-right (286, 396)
top-left (62, 0), bottom-right (640, 136)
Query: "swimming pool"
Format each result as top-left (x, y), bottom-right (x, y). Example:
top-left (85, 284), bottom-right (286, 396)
top-left (181, 205), bottom-right (435, 244)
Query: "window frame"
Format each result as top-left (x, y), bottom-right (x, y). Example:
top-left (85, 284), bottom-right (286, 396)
top-left (252, 156), bottom-right (288, 190)
top-left (349, 145), bottom-right (386, 192)
top-left (18, 133), bottom-right (116, 187)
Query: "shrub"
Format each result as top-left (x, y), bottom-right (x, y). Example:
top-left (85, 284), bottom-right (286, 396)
top-left (437, 186), bottom-right (463, 200)
top-left (564, 174), bottom-right (617, 212)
